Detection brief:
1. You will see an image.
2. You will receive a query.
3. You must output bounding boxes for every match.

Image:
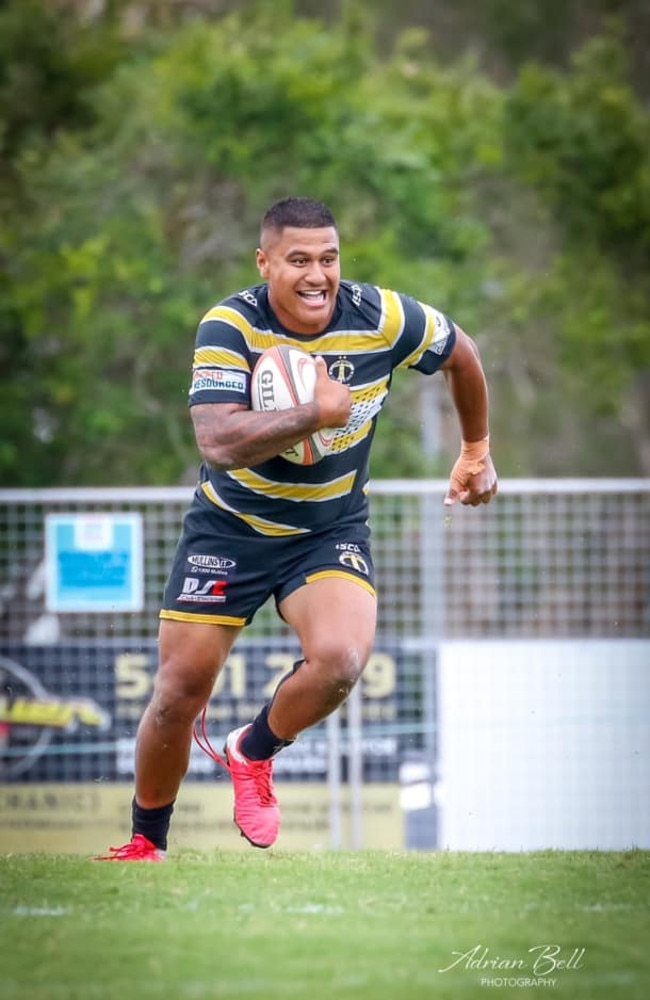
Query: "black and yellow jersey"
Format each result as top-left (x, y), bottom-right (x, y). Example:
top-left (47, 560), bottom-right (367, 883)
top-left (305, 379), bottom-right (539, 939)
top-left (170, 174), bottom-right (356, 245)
top-left (188, 280), bottom-right (455, 536)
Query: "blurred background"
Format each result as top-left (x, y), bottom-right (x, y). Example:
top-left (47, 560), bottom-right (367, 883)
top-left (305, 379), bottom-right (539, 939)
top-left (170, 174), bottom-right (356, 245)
top-left (0, 0), bottom-right (649, 853)
top-left (2, 0), bottom-right (650, 485)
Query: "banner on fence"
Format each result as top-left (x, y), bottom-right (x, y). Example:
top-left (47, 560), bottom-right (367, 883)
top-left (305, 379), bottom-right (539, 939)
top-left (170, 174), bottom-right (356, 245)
top-left (0, 640), bottom-right (425, 783)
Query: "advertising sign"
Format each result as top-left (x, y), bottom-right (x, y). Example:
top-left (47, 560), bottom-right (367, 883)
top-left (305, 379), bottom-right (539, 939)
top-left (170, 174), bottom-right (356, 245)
top-left (0, 641), bottom-right (411, 852)
top-left (45, 513), bottom-right (143, 612)
top-left (0, 640), bottom-right (413, 784)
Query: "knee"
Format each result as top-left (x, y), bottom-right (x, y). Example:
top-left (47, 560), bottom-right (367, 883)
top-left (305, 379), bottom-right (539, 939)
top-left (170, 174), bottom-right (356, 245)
top-left (310, 642), bottom-right (368, 696)
top-left (149, 666), bottom-right (213, 727)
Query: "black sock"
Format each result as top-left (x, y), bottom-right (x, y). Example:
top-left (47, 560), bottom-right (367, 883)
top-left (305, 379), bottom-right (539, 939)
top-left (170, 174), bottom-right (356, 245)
top-left (240, 703), bottom-right (293, 761)
top-left (131, 798), bottom-right (175, 851)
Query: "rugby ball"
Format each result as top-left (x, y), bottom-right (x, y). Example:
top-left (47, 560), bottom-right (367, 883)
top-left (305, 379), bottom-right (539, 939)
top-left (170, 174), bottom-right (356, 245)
top-left (250, 345), bottom-right (335, 465)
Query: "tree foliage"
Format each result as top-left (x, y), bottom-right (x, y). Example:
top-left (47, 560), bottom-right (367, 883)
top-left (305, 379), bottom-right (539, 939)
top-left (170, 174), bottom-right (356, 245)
top-left (1, 1), bottom-right (649, 485)
top-left (497, 28), bottom-right (650, 473)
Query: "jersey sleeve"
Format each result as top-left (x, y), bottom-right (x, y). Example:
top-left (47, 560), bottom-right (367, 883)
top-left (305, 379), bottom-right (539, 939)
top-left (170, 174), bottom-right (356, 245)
top-left (188, 301), bottom-right (254, 407)
top-left (378, 288), bottom-right (456, 374)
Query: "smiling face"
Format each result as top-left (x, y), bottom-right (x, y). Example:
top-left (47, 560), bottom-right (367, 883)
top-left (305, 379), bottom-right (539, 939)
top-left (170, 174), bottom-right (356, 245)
top-left (256, 225), bottom-right (340, 334)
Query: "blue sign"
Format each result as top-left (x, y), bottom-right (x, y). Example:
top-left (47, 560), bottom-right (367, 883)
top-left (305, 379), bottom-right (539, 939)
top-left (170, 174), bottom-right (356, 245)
top-left (45, 513), bottom-right (144, 613)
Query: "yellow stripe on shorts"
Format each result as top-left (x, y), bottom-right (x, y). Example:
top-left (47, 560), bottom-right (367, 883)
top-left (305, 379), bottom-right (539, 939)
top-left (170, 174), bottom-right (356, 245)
top-left (305, 570), bottom-right (376, 598)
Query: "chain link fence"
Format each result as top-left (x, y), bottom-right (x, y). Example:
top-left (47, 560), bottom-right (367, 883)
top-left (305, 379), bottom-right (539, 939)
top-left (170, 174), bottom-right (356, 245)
top-left (2, 480), bottom-right (648, 642)
top-left (1, 480), bottom-right (648, 850)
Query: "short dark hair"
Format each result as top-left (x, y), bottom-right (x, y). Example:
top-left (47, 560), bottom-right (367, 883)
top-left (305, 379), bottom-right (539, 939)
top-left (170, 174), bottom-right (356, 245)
top-left (261, 197), bottom-right (337, 236)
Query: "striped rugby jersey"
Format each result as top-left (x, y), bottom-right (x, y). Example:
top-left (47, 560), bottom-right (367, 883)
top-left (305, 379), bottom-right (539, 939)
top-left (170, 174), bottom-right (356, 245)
top-left (189, 280), bottom-right (456, 536)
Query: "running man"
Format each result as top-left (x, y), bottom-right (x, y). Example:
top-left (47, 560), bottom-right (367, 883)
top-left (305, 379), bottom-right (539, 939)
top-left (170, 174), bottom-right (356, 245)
top-left (97, 197), bottom-right (497, 860)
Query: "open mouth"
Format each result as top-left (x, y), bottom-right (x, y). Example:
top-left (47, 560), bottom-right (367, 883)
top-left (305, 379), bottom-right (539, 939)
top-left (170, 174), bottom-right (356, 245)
top-left (297, 290), bottom-right (327, 305)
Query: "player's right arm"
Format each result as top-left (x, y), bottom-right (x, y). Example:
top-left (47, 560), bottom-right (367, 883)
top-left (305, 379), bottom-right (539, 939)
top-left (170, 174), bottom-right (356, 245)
top-left (192, 359), bottom-right (350, 471)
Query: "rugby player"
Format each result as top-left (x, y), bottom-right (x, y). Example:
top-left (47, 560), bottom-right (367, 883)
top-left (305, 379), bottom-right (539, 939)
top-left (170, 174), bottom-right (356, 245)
top-left (96, 197), bottom-right (497, 860)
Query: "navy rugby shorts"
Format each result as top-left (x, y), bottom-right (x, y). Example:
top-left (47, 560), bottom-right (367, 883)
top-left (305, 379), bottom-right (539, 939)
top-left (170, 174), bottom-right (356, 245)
top-left (160, 493), bottom-right (376, 627)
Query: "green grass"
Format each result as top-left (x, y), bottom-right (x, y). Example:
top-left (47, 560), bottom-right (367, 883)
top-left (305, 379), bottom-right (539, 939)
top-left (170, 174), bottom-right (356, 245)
top-left (1, 850), bottom-right (649, 999)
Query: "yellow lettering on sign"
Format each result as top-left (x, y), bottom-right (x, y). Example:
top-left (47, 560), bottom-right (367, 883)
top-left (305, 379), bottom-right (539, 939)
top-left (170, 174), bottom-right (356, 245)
top-left (0, 698), bottom-right (72, 728)
top-left (115, 653), bottom-right (151, 701)
top-left (0, 696), bottom-right (108, 730)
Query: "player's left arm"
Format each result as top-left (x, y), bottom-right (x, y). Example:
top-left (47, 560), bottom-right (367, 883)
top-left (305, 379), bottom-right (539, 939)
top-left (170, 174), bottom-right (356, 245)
top-left (440, 324), bottom-right (498, 507)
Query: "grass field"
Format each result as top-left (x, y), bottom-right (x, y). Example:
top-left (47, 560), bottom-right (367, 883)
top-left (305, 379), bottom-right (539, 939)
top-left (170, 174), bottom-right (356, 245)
top-left (1, 849), bottom-right (649, 999)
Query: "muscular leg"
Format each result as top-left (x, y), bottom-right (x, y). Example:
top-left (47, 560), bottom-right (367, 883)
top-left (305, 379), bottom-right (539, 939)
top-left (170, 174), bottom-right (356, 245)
top-left (269, 577), bottom-right (377, 740)
top-left (135, 618), bottom-right (241, 807)
top-left (220, 578), bottom-right (375, 850)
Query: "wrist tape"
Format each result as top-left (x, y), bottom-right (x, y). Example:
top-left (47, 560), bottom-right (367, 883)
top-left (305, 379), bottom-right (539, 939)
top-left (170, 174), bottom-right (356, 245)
top-left (458, 434), bottom-right (490, 475)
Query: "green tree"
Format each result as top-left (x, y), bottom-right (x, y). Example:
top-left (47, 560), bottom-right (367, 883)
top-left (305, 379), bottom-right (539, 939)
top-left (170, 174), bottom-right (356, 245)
top-left (2, 9), bottom-right (499, 485)
top-left (3, 5), bottom-right (650, 485)
top-left (498, 28), bottom-right (650, 474)
top-left (0, 0), bottom-right (129, 483)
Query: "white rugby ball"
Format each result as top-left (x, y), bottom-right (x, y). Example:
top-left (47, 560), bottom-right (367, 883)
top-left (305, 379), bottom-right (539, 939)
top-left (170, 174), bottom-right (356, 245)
top-left (250, 345), bottom-right (335, 465)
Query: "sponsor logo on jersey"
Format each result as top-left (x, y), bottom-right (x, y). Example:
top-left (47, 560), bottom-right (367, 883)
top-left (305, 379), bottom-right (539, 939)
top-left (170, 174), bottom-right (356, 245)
top-left (190, 368), bottom-right (247, 395)
top-left (328, 356), bottom-right (355, 384)
top-left (187, 554), bottom-right (236, 571)
top-left (238, 289), bottom-right (259, 307)
top-left (179, 578), bottom-right (228, 603)
top-left (338, 551), bottom-right (369, 575)
top-left (430, 308), bottom-right (452, 354)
